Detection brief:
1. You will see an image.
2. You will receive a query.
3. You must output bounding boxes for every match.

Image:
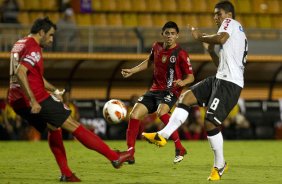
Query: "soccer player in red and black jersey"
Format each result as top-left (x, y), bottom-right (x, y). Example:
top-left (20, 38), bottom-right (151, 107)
top-left (121, 21), bottom-right (194, 164)
top-left (8, 17), bottom-right (133, 182)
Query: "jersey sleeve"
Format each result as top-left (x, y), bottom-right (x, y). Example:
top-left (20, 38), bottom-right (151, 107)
top-left (218, 18), bottom-right (234, 36)
top-left (179, 50), bottom-right (193, 74)
top-left (20, 41), bottom-right (41, 69)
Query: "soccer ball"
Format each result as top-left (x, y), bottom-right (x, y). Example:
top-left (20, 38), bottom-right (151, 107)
top-left (103, 99), bottom-right (127, 124)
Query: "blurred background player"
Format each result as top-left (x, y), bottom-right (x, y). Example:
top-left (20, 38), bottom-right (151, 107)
top-left (143, 1), bottom-right (247, 181)
top-left (121, 21), bottom-right (194, 164)
top-left (8, 17), bottom-right (133, 182)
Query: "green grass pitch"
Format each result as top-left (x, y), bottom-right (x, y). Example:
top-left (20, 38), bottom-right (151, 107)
top-left (1, 140), bottom-right (282, 184)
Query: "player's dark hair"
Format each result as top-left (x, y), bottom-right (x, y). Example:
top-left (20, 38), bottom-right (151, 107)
top-left (215, 1), bottom-right (235, 19)
top-left (30, 17), bottom-right (57, 34)
top-left (162, 21), bottom-right (179, 33)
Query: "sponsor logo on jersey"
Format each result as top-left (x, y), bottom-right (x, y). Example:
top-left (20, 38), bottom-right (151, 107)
top-left (30, 52), bottom-right (41, 62)
top-left (11, 44), bottom-right (25, 52)
top-left (24, 52), bottom-right (41, 65)
top-left (167, 68), bottom-right (174, 88)
top-left (162, 55), bottom-right (167, 63)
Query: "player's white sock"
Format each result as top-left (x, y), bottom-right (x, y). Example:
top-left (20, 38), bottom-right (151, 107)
top-left (207, 132), bottom-right (225, 169)
top-left (158, 107), bottom-right (189, 139)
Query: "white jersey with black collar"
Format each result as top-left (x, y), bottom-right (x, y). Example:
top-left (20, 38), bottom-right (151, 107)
top-left (216, 18), bottom-right (248, 88)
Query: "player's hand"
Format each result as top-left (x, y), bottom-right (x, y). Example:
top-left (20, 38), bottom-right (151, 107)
top-left (53, 89), bottom-right (65, 101)
top-left (121, 69), bottom-right (133, 78)
top-left (188, 25), bottom-right (202, 40)
top-left (30, 100), bottom-right (41, 114)
top-left (173, 79), bottom-right (186, 87)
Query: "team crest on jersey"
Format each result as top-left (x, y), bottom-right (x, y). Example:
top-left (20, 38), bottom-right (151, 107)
top-left (170, 56), bottom-right (176, 63)
top-left (162, 56), bottom-right (167, 63)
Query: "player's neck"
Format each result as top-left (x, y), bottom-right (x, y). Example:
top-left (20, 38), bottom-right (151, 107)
top-left (163, 43), bottom-right (177, 50)
top-left (28, 34), bottom-right (40, 45)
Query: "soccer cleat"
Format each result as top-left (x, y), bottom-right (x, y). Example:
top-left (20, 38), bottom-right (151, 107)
top-left (142, 132), bottom-right (167, 147)
top-left (207, 162), bottom-right (228, 181)
top-left (111, 149), bottom-right (133, 169)
top-left (60, 173), bottom-right (81, 182)
top-left (126, 155), bottom-right (135, 164)
top-left (173, 148), bottom-right (187, 164)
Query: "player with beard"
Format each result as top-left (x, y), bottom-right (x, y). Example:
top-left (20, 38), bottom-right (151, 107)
top-left (8, 17), bottom-right (133, 182)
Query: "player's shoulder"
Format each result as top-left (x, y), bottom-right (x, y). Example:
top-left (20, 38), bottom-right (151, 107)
top-left (223, 18), bottom-right (242, 27)
top-left (177, 46), bottom-right (188, 56)
top-left (152, 42), bottom-right (162, 48)
top-left (11, 37), bottom-right (29, 53)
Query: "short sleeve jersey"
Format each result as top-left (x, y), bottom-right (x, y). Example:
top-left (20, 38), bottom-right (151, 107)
top-left (8, 37), bottom-right (50, 108)
top-left (216, 18), bottom-right (248, 88)
top-left (149, 42), bottom-right (193, 97)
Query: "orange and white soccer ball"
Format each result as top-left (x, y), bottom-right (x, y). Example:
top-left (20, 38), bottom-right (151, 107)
top-left (103, 99), bottom-right (127, 124)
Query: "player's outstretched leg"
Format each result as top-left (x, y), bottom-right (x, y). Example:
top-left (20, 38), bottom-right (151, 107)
top-left (71, 124), bottom-right (133, 169)
top-left (142, 104), bottom-right (190, 147)
top-left (160, 114), bottom-right (187, 163)
top-left (126, 118), bottom-right (141, 164)
top-left (48, 129), bottom-right (81, 182)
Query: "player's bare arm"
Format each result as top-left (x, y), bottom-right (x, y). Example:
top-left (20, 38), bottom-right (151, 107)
top-left (173, 74), bottom-right (194, 87)
top-left (191, 28), bottom-right (229, 45)
top-left (121, 57), bottom-right (152, 78)
top-left (16, 64), bottom-right (41, 113)
top-left (43, 77), bottom-right (64, 101)
top-left (203, 43), bottom-right (219, 67)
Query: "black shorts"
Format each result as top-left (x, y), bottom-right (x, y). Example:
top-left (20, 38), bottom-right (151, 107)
top-left (137, 90), bottom-right (178, 114)
top-left (14, 96), bottom-right (71, 133)
top-left (191, 76), bottom-right (242, 125)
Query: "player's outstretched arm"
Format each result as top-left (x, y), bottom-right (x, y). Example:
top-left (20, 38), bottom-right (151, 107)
top-left (188, 25), bottom-right (229, 45)
top-left (121, 57), bottom-right (152, 78)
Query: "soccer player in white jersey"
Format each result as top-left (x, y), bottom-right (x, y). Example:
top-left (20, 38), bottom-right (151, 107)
top-left (142, 1), bottom-right (248, 181)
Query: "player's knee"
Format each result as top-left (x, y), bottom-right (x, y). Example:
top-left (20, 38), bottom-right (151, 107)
top-left (129, 111), bottom-right (140, 120)
top-left (206, 126), bottom-right (220, 136)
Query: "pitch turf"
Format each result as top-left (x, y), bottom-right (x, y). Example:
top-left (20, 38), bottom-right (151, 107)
top-left (0, 140), bottom-right (282, 184)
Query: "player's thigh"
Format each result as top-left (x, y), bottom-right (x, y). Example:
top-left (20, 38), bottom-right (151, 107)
top-left (206, 79), bottom-right (242, 125)
top-left (190, 76), bottom-right (214, 107)
top-left (156, 103), bottom-right (170, 117)
top-left (179, 90), bottom-right (198, 106)
top-left (130, 103), bottom-right (149, 119)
